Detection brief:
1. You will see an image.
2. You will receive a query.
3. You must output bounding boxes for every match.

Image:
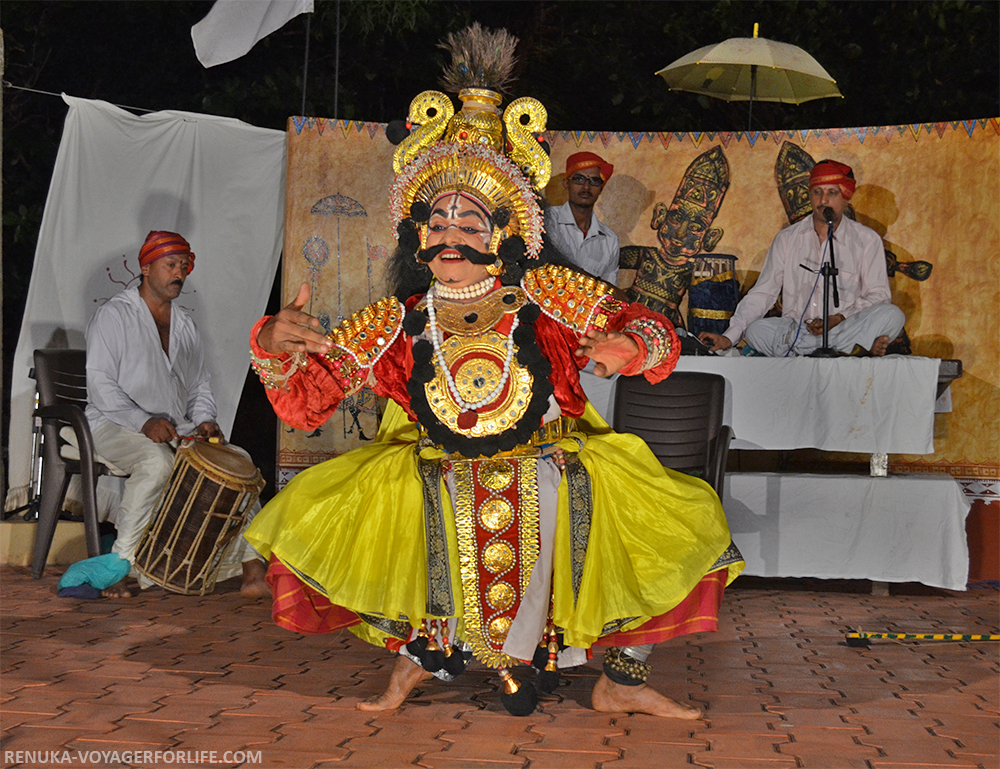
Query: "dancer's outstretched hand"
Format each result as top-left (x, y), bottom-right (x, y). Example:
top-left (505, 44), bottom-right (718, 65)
top-left (256, 283), bottom-right (332, 356)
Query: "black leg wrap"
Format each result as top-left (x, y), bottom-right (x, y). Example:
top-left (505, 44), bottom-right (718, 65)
top-left (602, 647), bottom-right (651, 687)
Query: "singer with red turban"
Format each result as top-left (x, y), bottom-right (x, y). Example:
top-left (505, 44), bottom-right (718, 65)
top-left (699, 159), bottom-right (904, 356)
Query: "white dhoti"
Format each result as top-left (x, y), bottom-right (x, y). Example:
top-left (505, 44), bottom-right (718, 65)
top-left (744, 303), bottom-right (905, 357)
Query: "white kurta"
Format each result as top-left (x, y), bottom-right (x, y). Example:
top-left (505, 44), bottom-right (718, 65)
top-left (86, 286), bottom-right (216, 436)
top-left (723, 216), bottom-right (897, 353)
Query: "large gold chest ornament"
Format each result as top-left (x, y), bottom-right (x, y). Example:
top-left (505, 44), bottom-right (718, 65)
top-left (421, 287), bottom-right (533, 437)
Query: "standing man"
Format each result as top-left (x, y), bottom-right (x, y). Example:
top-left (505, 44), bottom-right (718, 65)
top-left (699, 160), bottom-right (904, 356)
top-left (545, 152), bottom-right (620, 285)
top-left (86, 231), bottom-right (269, 598)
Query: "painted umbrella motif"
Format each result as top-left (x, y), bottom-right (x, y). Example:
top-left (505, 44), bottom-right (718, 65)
top-left (309, 192), bottom-right (377, 441)
top-left (310, 192), bottom-right (368, 320)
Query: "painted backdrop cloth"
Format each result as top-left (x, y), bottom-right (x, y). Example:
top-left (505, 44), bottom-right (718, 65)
top-left (6, 95), bottom-right (286, 512)
top-left (279, 118), bottom-right (998, 486)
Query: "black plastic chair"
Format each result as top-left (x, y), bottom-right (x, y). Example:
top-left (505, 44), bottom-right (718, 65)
top-left (31, 349), bottom-right (121, 578)
top-left (612, 371), bottom-right (732, 497)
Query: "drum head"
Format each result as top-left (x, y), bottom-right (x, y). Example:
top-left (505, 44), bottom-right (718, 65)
top-left (183, 440), bottom-right (259, 481)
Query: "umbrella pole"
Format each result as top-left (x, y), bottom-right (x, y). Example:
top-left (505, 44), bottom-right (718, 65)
top-left (748, 64), bottom-right (757, 131)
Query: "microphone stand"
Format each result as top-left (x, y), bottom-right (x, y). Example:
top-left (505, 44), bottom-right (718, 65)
top-left (810, 213), bottom-right (841, 358)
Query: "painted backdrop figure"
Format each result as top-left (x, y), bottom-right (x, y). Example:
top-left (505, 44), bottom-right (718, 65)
top-left (85, 231), bottom-right (270, 598)
top-left (700, 160), bottom-right (905, 356)
top-left (545, 152), bottom-right (620, 285)
top-left (619, 146), bottom-right (730, 328)
top-left (245, 24), bottom-right (742, 719)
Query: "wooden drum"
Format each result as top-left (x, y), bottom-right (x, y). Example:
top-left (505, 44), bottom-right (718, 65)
top-left (135, 440), bottom-right (264, 595)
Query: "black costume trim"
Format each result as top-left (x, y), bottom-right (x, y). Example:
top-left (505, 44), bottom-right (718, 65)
top-left (709, 541), bottom-right (744, 572)
top-left (407, 302), bottom-right (554, 459)
top-left (419, 455), bottom-right (454, 616)
top-left (564, 453), bottom-right (593, 607)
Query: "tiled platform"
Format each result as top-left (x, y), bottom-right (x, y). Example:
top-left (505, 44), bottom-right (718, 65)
top-left (1, 567), bottom-right (997, 769)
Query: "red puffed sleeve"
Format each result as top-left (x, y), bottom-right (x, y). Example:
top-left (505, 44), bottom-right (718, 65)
top-left (249, 300), bottom-right (414, 431)
top-left (249, 316), bottom-right (348, 431)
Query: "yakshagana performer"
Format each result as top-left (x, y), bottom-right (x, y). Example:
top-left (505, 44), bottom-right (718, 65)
top-left (245, 25), bottom-right (743, 718)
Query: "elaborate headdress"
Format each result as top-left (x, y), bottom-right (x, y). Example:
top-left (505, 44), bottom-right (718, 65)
top-left (387, 24), bottom-right (550, 260)
top-left (774, 141), bottom-right (815, 223)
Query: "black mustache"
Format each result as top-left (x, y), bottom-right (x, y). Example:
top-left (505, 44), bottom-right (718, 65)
top-left (416, 242), bottom-right (494, 265)
top-left (170, 279), bottom-right (184, 287)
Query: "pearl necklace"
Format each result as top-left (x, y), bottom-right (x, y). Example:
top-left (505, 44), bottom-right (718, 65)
top-left (425, 290), bottom-right (519, 413)
top-left (432, 276), bottom-right (495, 301)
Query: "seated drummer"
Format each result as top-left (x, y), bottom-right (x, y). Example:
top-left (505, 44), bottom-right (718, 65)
top-left (699, 160), bottom-right (904, 356)
top-left (84, 231), bottom-right (270, 598)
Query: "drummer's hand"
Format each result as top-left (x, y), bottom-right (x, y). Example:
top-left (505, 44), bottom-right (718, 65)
top-left (805, 314), bottom-right (844, 335)
top-left (256, 282), bottom-right (333, 356)
top-left (699, 332), bottom-right (733, 352)
top-left (195, 421), bottom-right (225, 442)
top-left (142, 417), bottom-right (179, 444)
top-left (575, 329), bottom-right (639, 377)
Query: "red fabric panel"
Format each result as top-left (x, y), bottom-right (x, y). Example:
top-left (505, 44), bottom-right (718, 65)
top-left (592, 569), bottom-right (727, 647)
top-left (266, 556), bottom-right (361, 635)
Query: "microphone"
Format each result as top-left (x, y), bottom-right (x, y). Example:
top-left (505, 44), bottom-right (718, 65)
top-left (823, 207), bottom-right (835, 225)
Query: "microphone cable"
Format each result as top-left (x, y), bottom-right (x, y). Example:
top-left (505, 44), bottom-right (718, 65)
top-left (783, 236), bottom-right (830, 357)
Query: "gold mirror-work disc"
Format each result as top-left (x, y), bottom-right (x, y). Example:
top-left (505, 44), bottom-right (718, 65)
top-left (487, 581), bottom-right (516, 611)
top-left (478, 459), bottom-right (514, 491)
top-left (479, 497), bottom-right (514, 532)
top-left (483, 540), bottom-right (514, 574)
top-left (488, 615), bottom-right (513, 645)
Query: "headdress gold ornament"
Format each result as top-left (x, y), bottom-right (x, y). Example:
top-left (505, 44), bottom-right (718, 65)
top-left (674, 145), bottom-right (731, 216)
top-left (774, 141), bottom-right (815, 224)
top-left (389, 24), bottom-right (550, 258)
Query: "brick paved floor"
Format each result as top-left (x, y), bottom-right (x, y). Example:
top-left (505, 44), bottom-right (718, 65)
top-left (1, 567), bottom-right (996, 769)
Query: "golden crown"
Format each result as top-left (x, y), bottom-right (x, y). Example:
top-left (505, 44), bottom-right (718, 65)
top-left (388, 25), bottom-right (550, 258)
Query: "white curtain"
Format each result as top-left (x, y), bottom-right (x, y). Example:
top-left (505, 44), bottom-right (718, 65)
top-left (5, 95), bottom-right (286, 511)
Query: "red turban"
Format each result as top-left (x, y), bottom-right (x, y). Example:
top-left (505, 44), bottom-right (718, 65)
top-left (138, 231), bottom-right (195, 273)
top-left (809, 160), bottom-right (856, 200)
top-left (566, 152), bottom-right (614, 183)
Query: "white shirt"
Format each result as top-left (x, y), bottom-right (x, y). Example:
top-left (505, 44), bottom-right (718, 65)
top-left (85, 286), bottom-right (216, 435)
top-left (545, 202), bottom-right (620, 285)
top-left (724, 215), bottom-right (890, 345)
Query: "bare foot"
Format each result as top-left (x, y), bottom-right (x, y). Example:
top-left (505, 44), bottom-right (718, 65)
top-left (357, 655), bottom-right (432, 711)
top-left (240, 559), bottom-right (272, 598)
top-left (591, 672), bottom-right (701, 719)
top-left (870, 335), bottom-right (891, 356)
top-left (101, 578), bottom-right (133, 599)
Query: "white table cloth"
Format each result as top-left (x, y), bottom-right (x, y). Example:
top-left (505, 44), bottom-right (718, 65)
top-left (582, 356), bottom-right (940, 454)
top-left (724, 472), bottom-right (971, 590)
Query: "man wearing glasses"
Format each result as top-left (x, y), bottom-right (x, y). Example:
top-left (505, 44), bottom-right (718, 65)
top-left (545, 152), bottom-right (620, 285)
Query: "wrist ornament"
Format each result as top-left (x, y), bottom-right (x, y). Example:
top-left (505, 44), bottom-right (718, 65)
top-left (621, 316), bottom-right (673, 373)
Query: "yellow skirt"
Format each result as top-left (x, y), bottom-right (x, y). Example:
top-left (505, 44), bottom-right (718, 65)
top-left (244, 402), bottom-right (742, 649)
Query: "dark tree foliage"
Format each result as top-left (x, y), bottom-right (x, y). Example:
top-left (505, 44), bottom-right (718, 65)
top-left (2, 0), bottom-right (998, 405)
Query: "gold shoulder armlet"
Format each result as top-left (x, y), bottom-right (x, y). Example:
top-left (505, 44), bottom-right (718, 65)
top-left (521, 264), bottom-right (623, 333)
top-left (325, 296), bottom-right (406, 371)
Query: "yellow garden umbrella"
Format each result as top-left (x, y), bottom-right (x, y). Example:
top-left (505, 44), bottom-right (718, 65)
top-left (656, 24), bottom-right (842, 129)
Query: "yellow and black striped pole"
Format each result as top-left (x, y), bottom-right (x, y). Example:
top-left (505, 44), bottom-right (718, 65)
top-left (846, 631), bottom-right (1000, 648)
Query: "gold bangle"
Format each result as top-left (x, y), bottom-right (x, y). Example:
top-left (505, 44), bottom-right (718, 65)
top-left (250, 349), bottom-right (306, 390)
